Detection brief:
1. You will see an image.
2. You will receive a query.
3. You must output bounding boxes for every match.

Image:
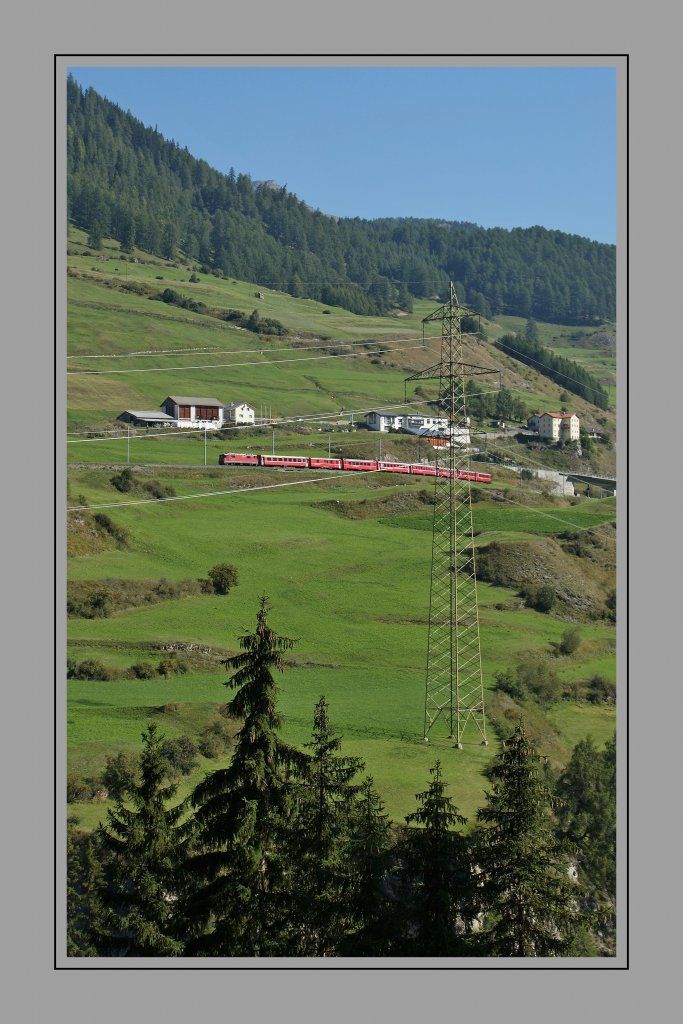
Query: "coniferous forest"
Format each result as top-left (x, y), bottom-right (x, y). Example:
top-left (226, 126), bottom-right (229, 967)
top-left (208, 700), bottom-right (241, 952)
top-left (67, 600), bottom-right (616, 959)
top-left (67, 76), bottom-right (615, 324)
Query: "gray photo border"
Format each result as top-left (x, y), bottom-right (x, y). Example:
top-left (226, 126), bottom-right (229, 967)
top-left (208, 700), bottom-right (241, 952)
top-left (5, 0), bottom-right (679, 1018)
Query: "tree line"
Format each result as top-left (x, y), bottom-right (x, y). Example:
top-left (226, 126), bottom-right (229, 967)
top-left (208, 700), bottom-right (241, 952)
top-left (67, 598), bottom-right (616, 958)
top-left (494, 333), bottom-right (610, 410)
top-left (67, 76), bottom-right (616, 324)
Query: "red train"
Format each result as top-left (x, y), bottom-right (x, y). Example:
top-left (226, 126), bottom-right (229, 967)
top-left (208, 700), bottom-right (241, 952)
top-left (218, 451), bottom-right (492, 483)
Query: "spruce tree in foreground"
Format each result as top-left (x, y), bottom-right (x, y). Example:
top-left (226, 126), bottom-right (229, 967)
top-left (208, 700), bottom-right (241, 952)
top-left (97, 723), bottom-right (188, 956)
top-left (183, 597), bottom-right (302, 955)
top-left (392, 761), bottom-right (473, 956)
top-left (556, 734), bottom-right (616, 953)
top-left (556, 734), bottom-right (616, 902)
top-left (474, 723), bottom-right (579, 957)
top-left (340, 776), bottom-right (396, 955)
top-left (280, 696), bottom-right (365, 956)
top-left (66, 826), bottom-right (108, 957)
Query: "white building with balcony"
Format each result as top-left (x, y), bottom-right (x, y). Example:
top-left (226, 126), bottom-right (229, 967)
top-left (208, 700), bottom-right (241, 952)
top-left (365, 410), bottom-right (454, 433)
top-left (365, 410), bottom-right (406, 432)
top-left (365, 410), bottom-right (469, 444)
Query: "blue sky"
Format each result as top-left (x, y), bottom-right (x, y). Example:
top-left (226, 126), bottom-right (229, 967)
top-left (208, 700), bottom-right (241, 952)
top-left (69, 65), bottom-right (616, 244)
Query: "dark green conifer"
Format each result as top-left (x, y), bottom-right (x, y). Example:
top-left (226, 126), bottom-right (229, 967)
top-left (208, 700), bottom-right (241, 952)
top-left (340, 776), bottom-right (396, 955)
top-left (66, 826), bottom-right (108, 957)
top-left (556, 734), bottom-right (616, 952)
top-left (556, 734), bottom-right (616, 899)
top-left (97, 723), bottom-right (188, 956)
top-left (474, 723), bottom-right (579, 957)
top-left (183, 597), bottom-right (302, 956)
top-left (392, 761), bottom-right (473, 956)
top-left (280, 696), bottom-right (365, 956)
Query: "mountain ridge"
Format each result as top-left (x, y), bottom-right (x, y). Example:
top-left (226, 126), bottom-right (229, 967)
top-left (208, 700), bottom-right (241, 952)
top-left (67, 75), bottom-right (615, 324)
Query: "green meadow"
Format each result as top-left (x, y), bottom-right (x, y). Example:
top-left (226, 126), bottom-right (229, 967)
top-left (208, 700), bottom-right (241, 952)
top-left (67, 464), bottom-right (616, 829)
top-left (382, 495), bottom-right (616, 537)
top-left (65, 230), bottom-right (617, 831)
top-left (66, 227), bottom-right (615, 437)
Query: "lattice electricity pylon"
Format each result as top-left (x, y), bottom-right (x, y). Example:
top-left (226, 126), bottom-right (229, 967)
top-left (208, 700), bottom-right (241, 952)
top-left (405, 284), bottom-right (498, 746)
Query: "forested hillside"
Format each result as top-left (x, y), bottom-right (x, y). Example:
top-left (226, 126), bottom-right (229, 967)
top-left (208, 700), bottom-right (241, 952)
top-left (66, 76), bottom-right (615, 324)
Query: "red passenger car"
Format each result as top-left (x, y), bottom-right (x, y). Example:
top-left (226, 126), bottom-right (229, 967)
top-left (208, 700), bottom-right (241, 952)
top-left (259, 455), bottom-right (309, 469)
top-left (309, 457), bottom-right (343, 470)
top-left (377, 461), bottom-right (411, 474)
top-left (341, 458), bottom-right (379, 472)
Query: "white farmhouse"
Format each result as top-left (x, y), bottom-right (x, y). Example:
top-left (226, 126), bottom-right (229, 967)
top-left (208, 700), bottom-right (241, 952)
top-left (538, 411), bottom-right (580, 442)
top-left (365, 410), bottom-right (469, 445)
top-left (160, 396), bottom-right (225, 428)
top-left (224, 402), bottom-right (256, 426)
top-left (365, 410), bottom-right (454, 434)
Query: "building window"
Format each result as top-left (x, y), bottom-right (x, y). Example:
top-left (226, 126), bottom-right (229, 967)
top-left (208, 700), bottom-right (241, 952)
top-left (178, 406), bottom-right (191, 419)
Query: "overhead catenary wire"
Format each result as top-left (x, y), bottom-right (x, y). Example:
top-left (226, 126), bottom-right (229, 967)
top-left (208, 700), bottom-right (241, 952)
top-left (66, 469), bottom-right (379, 512)
top-left (67, 438), bottom-right (615, 538)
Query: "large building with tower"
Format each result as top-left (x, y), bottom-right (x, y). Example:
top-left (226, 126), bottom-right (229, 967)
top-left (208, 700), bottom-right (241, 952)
top-left (537, 411), bottom-right (580, 442)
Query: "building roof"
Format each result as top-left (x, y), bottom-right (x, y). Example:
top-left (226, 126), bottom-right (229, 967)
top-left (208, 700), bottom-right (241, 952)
top-left (540, 411), bottom-right (578, 419)
top-left (118, 410), bottom-right (176, 422)
top-left (163, 395), bottom-right (223, 406)
top-left (225, 401), bottom-right (254, 410)
top-left (367, 410), bottom-right (403, 419)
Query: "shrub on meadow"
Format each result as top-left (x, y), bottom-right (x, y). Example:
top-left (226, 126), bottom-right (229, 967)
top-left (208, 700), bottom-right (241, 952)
top-left (127, 661), bottom-right (157, 680)
top-left (100, 751), bottom-right (139, 800)
top-left (206, 563), bottom-right (240, 595)
top-left (587, 675), bottom-right (616, 704)
top-left (160, 736), bottom-right (198, 777)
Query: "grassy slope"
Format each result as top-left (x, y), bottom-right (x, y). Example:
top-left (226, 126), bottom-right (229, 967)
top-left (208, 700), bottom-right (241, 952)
top-left (65, 228), bottom-right (617, 829)
top-left (67, 226), bottom-right (617, 438)
top-left (489, 314), bottom-right (616, 400)
top-left (67, 465), bottom-right (616, 827)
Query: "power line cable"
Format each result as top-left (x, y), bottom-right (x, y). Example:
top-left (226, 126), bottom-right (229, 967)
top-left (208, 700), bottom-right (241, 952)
top-left (65, 342), bottom-right (427, 376)
top-left (66, 335), bottom-right (422, 361)
top-left (491, 338), bottom-right (610, 398)
top-left (66, 401), bottom-right (433, 442)
top-left (66, 326), bottom-right (610, 407)
top-left (478, 488), bottom-right (615, 534)
top-left (66, 347), bottom-right (222, 359)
